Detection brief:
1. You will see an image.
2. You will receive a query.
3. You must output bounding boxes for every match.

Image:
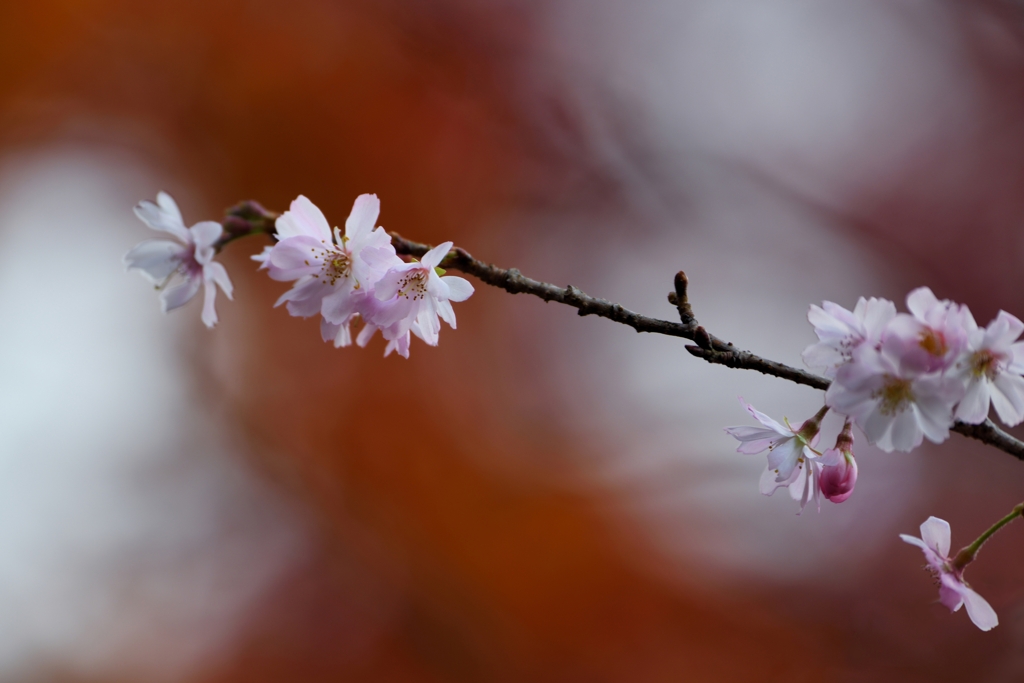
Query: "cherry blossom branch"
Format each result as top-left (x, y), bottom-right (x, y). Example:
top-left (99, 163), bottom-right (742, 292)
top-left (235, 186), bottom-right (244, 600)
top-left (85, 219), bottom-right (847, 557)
top-left (386, 232), bottom-right (1024, 462)
top-left (214, 203), bottom-right (1024, 462)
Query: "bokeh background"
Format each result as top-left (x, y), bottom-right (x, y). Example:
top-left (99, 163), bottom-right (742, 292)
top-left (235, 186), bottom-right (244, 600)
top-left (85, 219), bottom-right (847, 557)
top-left (2, 1), bottom-right (1024, 681)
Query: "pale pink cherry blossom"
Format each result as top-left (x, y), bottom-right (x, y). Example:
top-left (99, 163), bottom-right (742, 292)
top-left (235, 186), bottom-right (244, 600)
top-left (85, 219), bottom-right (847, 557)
top-left (818, 420), bottom-right (858, 503)
top-left (370, 241), bottom-right (474, 348)
top-left (725, 399), bottom-right (827, 512)
top-left (265, 194), bottom-right (401, 345)
top-left (900, 517), bottom-right (998, 631)
top-left (826, 338), bottom-right (963, 453)
top-left (885, 287), bottom-right (970, 374)
top-left (951, 309), bottom-right (1024, 426)
top-left (125, 191), bottom-right (233, 328)
top-left (803, 297), bottom-right (896, 378)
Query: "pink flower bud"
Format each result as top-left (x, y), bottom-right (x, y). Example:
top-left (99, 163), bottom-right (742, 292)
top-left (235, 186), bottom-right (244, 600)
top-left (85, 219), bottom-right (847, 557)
top-left (819, 422), bottom-right (858, 503)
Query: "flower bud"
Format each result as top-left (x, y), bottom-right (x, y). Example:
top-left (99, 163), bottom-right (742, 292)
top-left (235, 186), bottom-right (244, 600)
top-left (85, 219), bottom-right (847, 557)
top-left (820, 421), bottom-right (858, 503)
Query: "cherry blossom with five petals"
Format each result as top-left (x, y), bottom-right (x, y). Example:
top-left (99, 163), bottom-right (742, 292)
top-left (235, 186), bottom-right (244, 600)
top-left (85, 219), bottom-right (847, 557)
top-left (371, 241), bottom-right (474, 348)
top-left (952, 310), bottom-right (1024, 426)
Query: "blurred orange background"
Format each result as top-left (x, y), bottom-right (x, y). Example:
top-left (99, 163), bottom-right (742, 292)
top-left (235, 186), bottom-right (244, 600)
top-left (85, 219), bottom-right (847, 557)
top-left (2, 1), bottom-right (1024, 681)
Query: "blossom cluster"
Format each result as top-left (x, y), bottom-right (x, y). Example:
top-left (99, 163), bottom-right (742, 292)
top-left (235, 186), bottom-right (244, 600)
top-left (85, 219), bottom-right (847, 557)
top-left (125, 192), bottom-right (474, 357)
top-left (807, 288), bottom-right (1024, 452)
top-left (725, 287), bottom-right (1024, 630)
top-left (726, 287), bottom-right (1024, 514)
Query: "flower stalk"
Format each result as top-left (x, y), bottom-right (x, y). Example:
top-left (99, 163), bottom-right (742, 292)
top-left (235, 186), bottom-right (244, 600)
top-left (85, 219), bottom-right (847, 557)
top-left (952, 502), bottom-right (1024, 571)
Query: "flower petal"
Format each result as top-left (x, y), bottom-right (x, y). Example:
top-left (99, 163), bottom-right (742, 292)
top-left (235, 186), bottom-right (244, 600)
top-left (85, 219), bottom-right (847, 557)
top-left (920, 516), bottom-right (951, 558)
top-left (961, 585), bottom-right (998, 631)
top-left (374, 265), bottom-right (413, 301)
top-left (189, 221), bottom-right (223, 264)
top-left (421, 241), bottom-right (453, 270)
top-left (275, 195), bottom-right (332, 242)
top-left (938, 574), bottom-right (966, 612)
top-left (267, 236), bottom-right (326, 281)
top-left (344, 194), bottom-right (380, 241)
top-left (156, 191), bottom-right (184, 224)
top-left (443, 276), bottom-right (474, 303)
top-left (738, 398), bottom-right (789, 435)
top-left (205, 261), bottom-right (233, 299)
top-left (436, 298), bottom-right (456, 328)
top-left (991, 372), bottom-right (1024, 427)
top-left (135, 195), bottom-right (189, 242)
top-left (160, 274), bottom-right (201, 312)
top-left (955, 377), bottom-right (991, 425)
top-left (124, 240), bottom-right (185, 282)
top-left (201, 277), bottom-right (219, 328)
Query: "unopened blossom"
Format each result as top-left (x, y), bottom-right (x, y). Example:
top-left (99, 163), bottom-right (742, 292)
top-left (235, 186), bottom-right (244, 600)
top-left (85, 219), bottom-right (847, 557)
top-left (803, 297), bottom-right (896, 378)
top-left (818, 420), bottom-right (858, 503)
top-left (886, 287), bottom-right (970, 374)
top-left (952, 309), bottom-right (1024, 426)
top-left (125, 191), bottom-right (233, 328)
top-left (826, 338), bottom-right (963, 453)
top-left (265, 194), bottom-right (400, 344)
top-left (725, 399), bottom-right (827, 513)
top-left (900, 516), bottom-right (998, 631)
top-left (370, 241), bottom-right (474, 348)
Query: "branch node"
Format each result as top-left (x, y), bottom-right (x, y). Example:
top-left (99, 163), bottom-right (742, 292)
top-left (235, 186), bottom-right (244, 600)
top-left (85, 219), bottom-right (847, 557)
top-left (694, 326), bottom-right (713, 350)
top-left (673, 271), bottom-right (696, 325)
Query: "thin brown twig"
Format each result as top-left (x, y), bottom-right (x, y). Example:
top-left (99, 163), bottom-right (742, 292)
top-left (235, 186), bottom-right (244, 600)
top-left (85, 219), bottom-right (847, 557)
top-left (387, 232), bottom-right (1024, 462)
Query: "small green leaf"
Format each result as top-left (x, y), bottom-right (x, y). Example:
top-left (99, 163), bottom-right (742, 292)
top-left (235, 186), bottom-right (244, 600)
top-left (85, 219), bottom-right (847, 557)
top-left (434, 266), bottom-right (447, 276)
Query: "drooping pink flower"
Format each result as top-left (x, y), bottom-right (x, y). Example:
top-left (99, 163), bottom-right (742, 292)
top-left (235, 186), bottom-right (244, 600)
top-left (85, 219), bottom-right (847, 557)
top-left (900, 516), bottom-right (998, 631)
top-left (264, 194), bottom-right (401, 345)
top-left (951, 310), bottom-right (1024, 426)
top-left (725, 399), bottom-right (827, 513)
top-left (818, 420), bottom-right (858, 503)
top-left (369, 241), bottom-right (474, 348)
top-left (826, 338), bottom-right (963, 453)
top-left (125, 191), bottom-right (233, 328)
top-left (803, 297), bottom-right (896, 378)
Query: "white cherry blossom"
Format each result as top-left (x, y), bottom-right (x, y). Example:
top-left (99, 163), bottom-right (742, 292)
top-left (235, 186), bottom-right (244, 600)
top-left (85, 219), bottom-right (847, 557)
top-left (803, 297), bottom-right (896, 378)
top-left (125, 191), bottom-right (233, 328)
top-left (952, 310), bottom-right (1024, 426)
